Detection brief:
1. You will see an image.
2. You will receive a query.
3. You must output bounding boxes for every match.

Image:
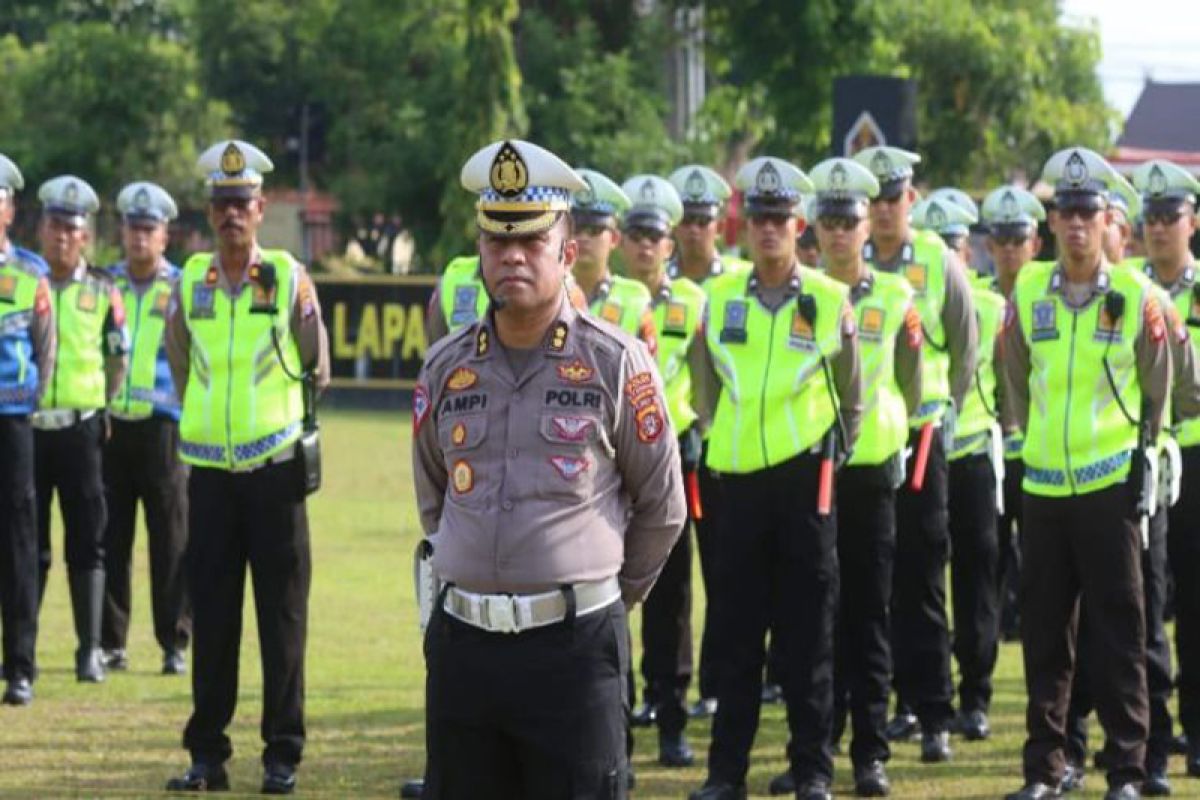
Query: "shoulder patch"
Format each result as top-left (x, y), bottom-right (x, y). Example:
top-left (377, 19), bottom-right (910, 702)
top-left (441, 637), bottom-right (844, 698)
top-left (413, 384), bottom-right (431, 434)
top-left (904, 305), bottom-right (923, 349)
top-left (1145, 296), bottom-right (1165, 343)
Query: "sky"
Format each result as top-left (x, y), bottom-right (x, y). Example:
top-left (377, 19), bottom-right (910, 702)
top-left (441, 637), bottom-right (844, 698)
top-left (1060, 0), bottom-right (1200, 118)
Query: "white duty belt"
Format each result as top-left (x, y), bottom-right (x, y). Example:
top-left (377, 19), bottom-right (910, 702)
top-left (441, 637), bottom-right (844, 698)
top-left (32, 409), bottom-right (97, 430)
top-left (443, 576), bottom-right (621, 634)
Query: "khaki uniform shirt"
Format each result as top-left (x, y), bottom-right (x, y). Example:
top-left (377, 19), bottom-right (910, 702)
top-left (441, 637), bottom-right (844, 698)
top-left (164, 246), bottom-right (331, 400)
top-left (412, 296), bottom-right (686, 604)
top-left (1001, 260), bottom-right (1172, 439)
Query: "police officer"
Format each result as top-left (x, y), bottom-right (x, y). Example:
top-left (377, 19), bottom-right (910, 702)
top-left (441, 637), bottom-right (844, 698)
top-left (926, 187), bottom-right (980, 270)
top-left (100, 182), bottom-right (191, 676)
top-left (1131, 158), bottom-right (1200, 789)
top-left (854, 146), bottom-right (978, 761)
top-left (618, 173), bottom-right (705, 766)
top-left (413, 139), bottom-right (685, 799)
top-left (164, 140), bottom-right (330, 795)
top-left (425, 255), bottom-right (487, 342)
top-left (980, 187), bottom-right (1045, 644)
top-left (1064, 171), bottom-right (1185, 795)
top-left (1129, 160), bottom-right (1200, 780)
top-left (770, 157), bottom-right (921, 798)
top-left (914, 192), bottom-right (1006, 743)
top-left (666, 164), bottom-right (750, 283)
top-left (666, 164), bottom-right (748, 719)
top-left (34, 176), bottom-right (128, 684)
top-left (1002, 147), bottom-right (1167, 800)
top-left (0, 154), bottom-right (55, 706)
top-left (0, 153), bottom-right (48, 275)
top-left (570, 168), bottom-right (656, 347)
top-left (687, 156), bottom-right (863, 800)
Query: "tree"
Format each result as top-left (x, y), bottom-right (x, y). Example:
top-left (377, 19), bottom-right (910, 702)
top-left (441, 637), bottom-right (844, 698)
top-left (6, 23), bottom-right (228, 209)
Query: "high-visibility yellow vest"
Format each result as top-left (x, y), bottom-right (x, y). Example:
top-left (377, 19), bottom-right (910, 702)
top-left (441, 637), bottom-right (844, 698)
top-left (178, 250), bottom-right (304, 470)
top-left (845, 270), bottom-right (914, 466)
top-left (45, 269), bottom-right (114, 411)
top-left (867, 230), bottom-right (949, 425)
top-left (111, 263), bottom-right (181, 420)
top-left (950, 283), bottom-right (1006, 460)
top-left (0, 260), bottom-right (43, 414)
top-left (439, 256), bottom-right (489, 333)
top-left (1015, 261), bottom-right (1152, 496)
top-left (651, 276), bottom-right (706, 432)
top-left (704, 266), bottom-right (849, 473)
top-left (589, 274), bottom-right (651, 337)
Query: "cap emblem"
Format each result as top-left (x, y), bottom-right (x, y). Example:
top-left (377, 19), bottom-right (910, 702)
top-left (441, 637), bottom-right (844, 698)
top-left (64, 181), bottom-right (79, 204)
top-left (489, 140), bottom-right (528, 197)
top-left (684, 169), bottom-right (706, 200)
top-left (1149, 164), bottom-right (1168, 197)
top-left (134, 187), bottom-right (151, 211)
top-left (639, 179), bottom-right (657, 202)
top-left (1065, 151), bottom-right (1088, 186)
top-left (221, 142), bottom-right (246, 174)
top-left (1001, 190), bottom-right (1018, 221)
top-left (755, 161), bottom-right (781, 194)
top-left (575, 176), bottom-right (596, 207)
top-left (830, 163), bottom-right (848, 191)
top-left (928, 202), bottom-right (947, 230)
top-left (870, 150), bottom-right (893, 177)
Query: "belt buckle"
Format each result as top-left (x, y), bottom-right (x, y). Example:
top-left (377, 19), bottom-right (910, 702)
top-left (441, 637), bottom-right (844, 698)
top-left (483, 595), bottom-right (520, 634)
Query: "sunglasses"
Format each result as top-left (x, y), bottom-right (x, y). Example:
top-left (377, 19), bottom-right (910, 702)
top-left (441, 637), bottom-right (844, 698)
top-left (1057, 206), bottom-right (1102, 222)
top-left (625, 228), bottom-right (667, 244)
top-left (817, 217), bottom-right (862, 232)
top-left (1144, 211), bottom-right (1185, 227)
top-left (992, 234), bottom-right (1029, 247)
top-left (576, 224), bottom-right (611, 237)
top-left (748, 213), bottom-right (792, 227)
top-left (680, 215), bottom-right (715, 227)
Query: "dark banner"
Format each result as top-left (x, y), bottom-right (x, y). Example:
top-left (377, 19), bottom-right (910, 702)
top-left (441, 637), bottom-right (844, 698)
top-left (313, 275), bottom-right (437, 390)
top-left (832, 75), bottom-right (919, 156)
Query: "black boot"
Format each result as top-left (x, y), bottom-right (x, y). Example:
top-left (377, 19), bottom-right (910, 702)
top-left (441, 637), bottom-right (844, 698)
top-left (69, 569), bottom-right (105, 683)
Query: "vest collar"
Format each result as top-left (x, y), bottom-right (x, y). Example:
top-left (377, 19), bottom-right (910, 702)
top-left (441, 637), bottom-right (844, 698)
top-left (667, 254), bottom-right (723, 281)
top-left (746, 262), bottom-right (801, 297)
top-left (862, 236), bottom-right (915, 273)
top-left (472, 293), bottom-right (579, 361)
top-left (49, 259), bottom-right (89, 288)
top-left (1143, 259), bottom-right (1196, 298)
top-left (650, 273), bottom-right (673, 307)
top-left (209, 246), bottom-right (265, 293)
top-left (849, 270), bottom-right (877, 304)
top-left (1048, 260), bottom-right (1111, 302)
top-left (589, 272), bottom-right (614, 306)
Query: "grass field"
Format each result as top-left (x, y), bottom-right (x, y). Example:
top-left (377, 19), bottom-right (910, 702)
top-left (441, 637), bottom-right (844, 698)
top-left (2, 409), bottom-right (1193, 799)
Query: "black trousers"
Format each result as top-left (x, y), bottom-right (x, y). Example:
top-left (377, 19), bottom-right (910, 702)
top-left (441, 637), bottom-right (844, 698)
top-left (102, 417), bottom-right (191, 654)
top-left (424, 598), bottom-right (629, 800)
top-left (1169, 445), bottom-right (1200, 740)
top-left (35, 414), bottom-right (107, 581)
top-left (997, 460), bottom-right (1025, 639)
top-left (0, 415), bottom-right (39, 681)
top-left (706, 451), bottom-right (838, 786)
top-left (693, 457), bottom-right (724, 701)
top-left (1020, 483), bottom-right (1148, 788)
top-left (639, 479), bottom-right (693, 737)
top-left (1067, 507), bottom-right (1172, 772)
top-left (182, 461), bottom-right (310, 767)
top-left (948, 453), bottom-right (1000, 715)
top-left (890, 429), bottom-right (954, 732)
top-left (832, 463), bottom-right (895, 767)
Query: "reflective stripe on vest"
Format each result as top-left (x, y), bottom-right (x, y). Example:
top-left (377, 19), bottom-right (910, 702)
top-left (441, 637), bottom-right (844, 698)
top-left (869, 231), bottom-right (949, 425)
top-left (704, 266), bottom-right (848, 474)
top-left (112, 266), bottom-right (180, 420)
top-left (47, 274), bottom-right (111, 411)
top-left (950, 285), bottom-right (1006, 460)
top-left (652, 276), bottom-right (705, 432)
top-left (846, 271), bottom-right (913, 466)
top-left (589, 275), bottom-right (652, 337)
top-left (439, 256), bottom-right (489, 332)
top-left (178, 251), bottom-right (304, 470)
top-left (0, 263), bottom-right (40, 414)
top-left (1015, 262), bottom-right (1147, 497)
